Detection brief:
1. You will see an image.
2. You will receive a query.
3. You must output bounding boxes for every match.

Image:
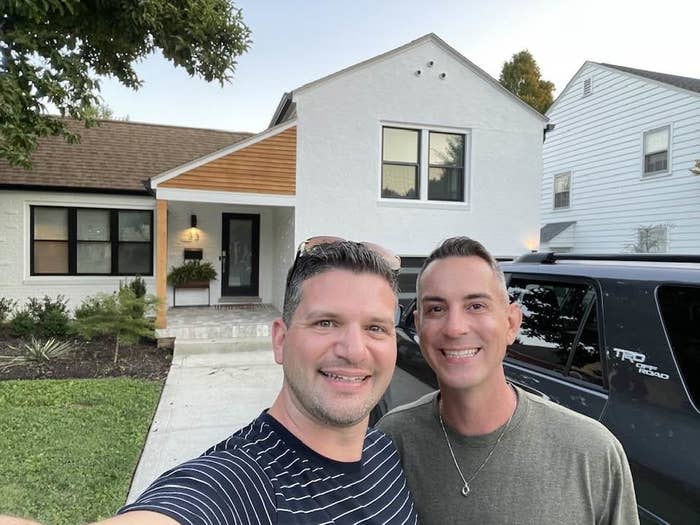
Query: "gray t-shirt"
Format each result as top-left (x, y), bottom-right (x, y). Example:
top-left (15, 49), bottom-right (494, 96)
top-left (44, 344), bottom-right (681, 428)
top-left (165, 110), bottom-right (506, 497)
top-left (378, 386), bottom-right (639, 525)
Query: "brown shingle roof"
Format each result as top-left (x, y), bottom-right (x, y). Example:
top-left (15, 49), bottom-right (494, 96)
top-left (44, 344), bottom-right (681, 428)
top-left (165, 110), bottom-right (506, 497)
top-left (0, 119), bottom-right (252, 194)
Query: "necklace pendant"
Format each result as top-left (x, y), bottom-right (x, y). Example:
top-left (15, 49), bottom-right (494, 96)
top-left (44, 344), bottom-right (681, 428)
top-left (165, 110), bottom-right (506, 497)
top-left (461, 484), bottom-right (470, 497)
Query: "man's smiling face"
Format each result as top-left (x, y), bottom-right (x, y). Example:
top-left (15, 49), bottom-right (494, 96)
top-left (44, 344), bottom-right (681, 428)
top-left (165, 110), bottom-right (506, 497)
top-left (415, 256), bottom-right (521, 395)
top-left (272, 269), bottom-right (397, 428)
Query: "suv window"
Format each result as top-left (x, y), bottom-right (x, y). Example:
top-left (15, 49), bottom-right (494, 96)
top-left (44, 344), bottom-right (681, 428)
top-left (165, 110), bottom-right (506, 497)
top-left (506, 277), bottom-right (604, 387)
top-left (657, 285), bottom-right (700, 408)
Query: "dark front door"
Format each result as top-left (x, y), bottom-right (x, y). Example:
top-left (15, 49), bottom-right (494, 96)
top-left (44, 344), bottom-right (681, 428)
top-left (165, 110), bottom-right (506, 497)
top-left (221, 213), bottom-right (260, 296)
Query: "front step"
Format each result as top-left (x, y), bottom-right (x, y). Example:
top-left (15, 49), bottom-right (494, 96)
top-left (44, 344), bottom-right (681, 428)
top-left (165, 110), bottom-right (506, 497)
top-left (174, 337), bottom-right (272, 355)
top-left (156, 321), bottom-right (271, 341)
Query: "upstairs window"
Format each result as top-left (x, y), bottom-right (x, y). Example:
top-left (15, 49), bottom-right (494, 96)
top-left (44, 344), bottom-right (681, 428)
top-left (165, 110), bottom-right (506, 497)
top-left (553, 172), bottom-right (571, 209)
top-left (31, 206), bottom-right (153, 276)
top-left (643, 126), bottom-right (670, 175)
top-left (382, 126), bottom-right (467, 203)
top-left (428, 132), bottom-right (465, 201)
top-left (382, 127), bottom-right (420, 199)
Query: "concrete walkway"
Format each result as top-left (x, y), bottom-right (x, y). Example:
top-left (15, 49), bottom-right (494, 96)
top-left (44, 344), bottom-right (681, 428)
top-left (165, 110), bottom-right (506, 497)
top-left (126, 338), bottom-right (283, 503)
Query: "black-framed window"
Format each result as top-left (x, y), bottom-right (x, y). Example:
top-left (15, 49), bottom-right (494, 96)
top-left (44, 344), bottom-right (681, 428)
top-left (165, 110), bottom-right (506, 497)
top-left (506, 277), bottom-right (603, 388)
top-left (382, 127), bottom-right (420, 199)
top-left (31, 206), bottom-right (153, 276)
top-left (428, 131), bottom-right (464, 201)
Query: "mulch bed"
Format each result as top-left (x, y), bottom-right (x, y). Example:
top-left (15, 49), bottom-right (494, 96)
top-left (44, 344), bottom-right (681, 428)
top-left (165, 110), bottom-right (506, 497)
top-left (0, 335), bottom-right (173, 381)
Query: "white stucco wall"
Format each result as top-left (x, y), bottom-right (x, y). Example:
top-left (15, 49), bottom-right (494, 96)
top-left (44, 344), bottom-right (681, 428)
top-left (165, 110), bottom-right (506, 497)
top-left (165, 202), bottom-right (291, 307)
top-left (292, 38), bottom-right (544, 257)
top-left (270, 207), bottom-right (295, 312)
top-left (0, 190), bottom-right (156, 311)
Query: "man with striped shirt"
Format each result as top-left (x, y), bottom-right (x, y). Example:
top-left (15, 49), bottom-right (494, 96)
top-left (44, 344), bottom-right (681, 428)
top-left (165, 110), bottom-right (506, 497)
top-left (101, 239), bottom-right (417, 524)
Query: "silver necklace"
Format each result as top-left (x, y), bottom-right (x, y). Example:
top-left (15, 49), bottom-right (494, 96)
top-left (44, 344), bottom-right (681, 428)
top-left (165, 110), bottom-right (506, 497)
top-left (438, 398), bottom-right (515, 497)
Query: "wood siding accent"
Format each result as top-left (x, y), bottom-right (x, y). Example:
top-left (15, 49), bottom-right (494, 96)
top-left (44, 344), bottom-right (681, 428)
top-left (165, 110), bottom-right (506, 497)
top-left (155, 199), bottom-right (168, 329)
top-left (160, 126), bottom-right (296, 194)
top-left (542, 64), bottom-right (700, 253)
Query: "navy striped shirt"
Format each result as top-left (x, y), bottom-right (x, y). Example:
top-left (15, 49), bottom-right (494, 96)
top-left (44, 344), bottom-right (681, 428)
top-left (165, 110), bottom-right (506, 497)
top-left (120, 412), bottom-right (417, 525)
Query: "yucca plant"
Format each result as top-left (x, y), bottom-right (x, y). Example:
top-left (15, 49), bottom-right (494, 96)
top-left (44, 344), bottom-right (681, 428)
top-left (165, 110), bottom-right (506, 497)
top-left (0, 337), bottom-right (75, 371)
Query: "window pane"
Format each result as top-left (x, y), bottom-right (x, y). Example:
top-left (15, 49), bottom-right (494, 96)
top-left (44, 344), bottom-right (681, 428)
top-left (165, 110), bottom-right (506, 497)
top-left (554, 191), bottom-right (570, 209)
top-left (34, 208), bottom-right (68, 240)
top-left (382, 164), bottom-right (418, 199)
top-left (645, 152), bottom-right (668, 174)
top-left (554, 174), bottom-right (570, 193)
top-left (118, 243), bottom-right (151, 274)
top-left (77, 209), bottom-right (110, 241)
top-left (428, 167), bottom-right (463, 201)
top-left (383, 128), bottom-right (419, 163)
top-left (77, 242), bottom-right (111, 274)
top-left (658, 286), bottom-right (700, 407)
top-left (644, 127), bottom-right (669, 155)
top-left (507, 280), bottom-right (595, 374)
top-left (34, 241), bottom-right (68, 274)
top-left (569, 306), bottom-right (603, 386)
top-left (429, 132), bottom-right (464, 166)
top-left (119, 211), bottom-right (151, 242)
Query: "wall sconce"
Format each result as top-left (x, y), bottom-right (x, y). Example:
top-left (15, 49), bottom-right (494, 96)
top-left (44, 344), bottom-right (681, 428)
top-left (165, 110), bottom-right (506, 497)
top-left (190, 214), bottom-right (198, 228)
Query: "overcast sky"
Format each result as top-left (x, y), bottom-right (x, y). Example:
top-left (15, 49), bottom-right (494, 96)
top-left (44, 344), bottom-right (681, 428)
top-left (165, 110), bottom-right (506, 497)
top-left (98, 0), bottom-right (700, 133)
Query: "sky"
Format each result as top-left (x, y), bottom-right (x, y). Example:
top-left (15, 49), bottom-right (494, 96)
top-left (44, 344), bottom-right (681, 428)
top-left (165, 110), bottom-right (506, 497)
top-left (98, 0), bottom-right (700, 133)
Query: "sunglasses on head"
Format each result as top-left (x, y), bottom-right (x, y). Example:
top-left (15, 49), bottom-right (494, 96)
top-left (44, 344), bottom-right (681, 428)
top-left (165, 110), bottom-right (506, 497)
top-left (293, 235), bottom-right (401, 271)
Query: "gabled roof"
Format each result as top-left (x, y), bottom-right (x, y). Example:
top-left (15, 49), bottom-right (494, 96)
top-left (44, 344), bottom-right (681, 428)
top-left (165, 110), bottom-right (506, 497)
top-left (270, 33), bottom-right (548, 127)
top-left (0, 119), bottom-right (252, 194)
top-left (599, 63), bottom-right (700, 95)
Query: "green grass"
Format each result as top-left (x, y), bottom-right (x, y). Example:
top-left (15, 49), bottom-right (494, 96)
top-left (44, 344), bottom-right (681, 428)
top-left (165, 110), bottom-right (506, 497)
top-left (0, 378), bottom-right (162, 525)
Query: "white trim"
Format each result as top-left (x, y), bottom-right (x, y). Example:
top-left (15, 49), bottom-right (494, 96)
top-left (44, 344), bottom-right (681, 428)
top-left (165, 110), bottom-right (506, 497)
top-left (151, 120), bottom-right (297, 187)
top-left (553, 171), bottom-right (572, 210)
top-left (155, 187), bottom-right (296, 207)
top-left (641, 124), bottom-right (672, 177)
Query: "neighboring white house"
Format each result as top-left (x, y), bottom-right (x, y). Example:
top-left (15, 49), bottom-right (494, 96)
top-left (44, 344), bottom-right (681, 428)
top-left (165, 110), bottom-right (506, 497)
top-left (540, 62), bottom-right (700, 253)
top-left (0, 33), bottom-right (547, 326)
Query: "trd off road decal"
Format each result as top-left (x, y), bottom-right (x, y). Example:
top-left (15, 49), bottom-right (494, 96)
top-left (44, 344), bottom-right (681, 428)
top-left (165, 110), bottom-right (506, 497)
top-left (613, 348), bottom-right (670, 380)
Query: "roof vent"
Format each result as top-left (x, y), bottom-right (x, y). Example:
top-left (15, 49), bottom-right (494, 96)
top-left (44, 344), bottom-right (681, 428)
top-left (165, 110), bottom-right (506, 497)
top-left (583, 77), bottom-right (592, 97)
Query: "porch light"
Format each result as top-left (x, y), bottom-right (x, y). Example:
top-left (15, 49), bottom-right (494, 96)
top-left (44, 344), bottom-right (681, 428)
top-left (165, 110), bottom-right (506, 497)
top-left (190, 214), bottom-right (197, 228)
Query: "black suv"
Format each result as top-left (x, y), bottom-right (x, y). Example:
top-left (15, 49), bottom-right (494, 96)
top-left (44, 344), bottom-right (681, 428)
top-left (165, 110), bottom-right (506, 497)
top-left (392, 253), bottom-right (700, 524)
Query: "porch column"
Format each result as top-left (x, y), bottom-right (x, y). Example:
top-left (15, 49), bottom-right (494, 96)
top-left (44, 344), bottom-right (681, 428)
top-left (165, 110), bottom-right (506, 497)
top-left (155, 199), bottom-right (168, 329)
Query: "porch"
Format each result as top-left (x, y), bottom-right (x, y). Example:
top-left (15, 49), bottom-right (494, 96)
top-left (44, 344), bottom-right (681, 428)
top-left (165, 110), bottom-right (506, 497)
top-left (155, 304), bottom-right (280, 342)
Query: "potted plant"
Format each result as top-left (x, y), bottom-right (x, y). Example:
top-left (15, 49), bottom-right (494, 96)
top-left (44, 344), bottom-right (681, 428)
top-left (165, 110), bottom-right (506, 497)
top-left (167, 261), bottom-right (217, 288)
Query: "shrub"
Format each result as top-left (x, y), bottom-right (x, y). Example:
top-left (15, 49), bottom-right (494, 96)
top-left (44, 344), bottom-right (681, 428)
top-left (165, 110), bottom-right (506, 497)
top-left (9, 310), bottom-right (35, 338)
top-left (167, 261), bottom-right (217, 287)
top-left (0, 297), bottom-right (18, 322)
top-left (127, 276), bottom-right (147, 298)
top-left (74, 288), bottom-right (160, 363)
top-left (26, 295), bottom-right (71, 337)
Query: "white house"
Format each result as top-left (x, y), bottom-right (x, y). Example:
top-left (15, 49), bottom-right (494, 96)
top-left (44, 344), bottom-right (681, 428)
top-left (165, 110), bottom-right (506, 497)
top-left (0, 34), bottom-right (547, 328)
top-left (540, 62), bottom-right (700, 253)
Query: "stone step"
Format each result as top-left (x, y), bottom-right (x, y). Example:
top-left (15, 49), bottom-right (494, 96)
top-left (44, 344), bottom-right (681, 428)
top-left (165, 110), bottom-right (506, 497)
top-left (156, 321), bottom-right (272, 341)
top-left (174, 337), bottom-right (272, 355)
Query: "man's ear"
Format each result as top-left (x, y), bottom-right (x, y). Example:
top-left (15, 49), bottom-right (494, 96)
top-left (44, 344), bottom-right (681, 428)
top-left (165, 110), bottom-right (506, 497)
top-left (271, 318), bottom-right (287, 365)
top-left (505, 302), bottom-right (523, 345)
top-left (413, 309), bottom-right (421, 332)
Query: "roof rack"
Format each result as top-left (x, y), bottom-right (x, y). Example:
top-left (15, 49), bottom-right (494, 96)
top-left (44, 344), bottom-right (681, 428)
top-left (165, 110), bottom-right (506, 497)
top-left (516, 252), bottom-right (700, 264)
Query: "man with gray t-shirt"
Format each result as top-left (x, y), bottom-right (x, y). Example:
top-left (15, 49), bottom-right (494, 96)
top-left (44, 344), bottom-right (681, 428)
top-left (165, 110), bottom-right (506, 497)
top-left (379, 237), bottom-right (638, 525)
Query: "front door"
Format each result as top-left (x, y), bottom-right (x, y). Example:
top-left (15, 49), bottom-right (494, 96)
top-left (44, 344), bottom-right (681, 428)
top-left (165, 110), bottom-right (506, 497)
top-left (221, 213), bottom-right (260, 296)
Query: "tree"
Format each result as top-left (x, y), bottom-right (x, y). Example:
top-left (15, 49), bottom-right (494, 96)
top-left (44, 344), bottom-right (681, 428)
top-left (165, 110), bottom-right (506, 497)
top-left (499, 50), bottom-right (554, 114)
top-left (1, 0), bottom-right (251, 168)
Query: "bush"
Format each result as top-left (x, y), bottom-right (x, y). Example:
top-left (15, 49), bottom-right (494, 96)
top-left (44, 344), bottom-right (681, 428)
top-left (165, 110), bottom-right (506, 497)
top-left (26, 295), bottom-right (71, 337)
top-left (9, 310), bottom-right (35, 338)
top-left (0, 297), bottom-right (18, 322)
top-left (127, 276), bottom-right (147, 298)
top-left (74, 288), bottom-right (159, 363)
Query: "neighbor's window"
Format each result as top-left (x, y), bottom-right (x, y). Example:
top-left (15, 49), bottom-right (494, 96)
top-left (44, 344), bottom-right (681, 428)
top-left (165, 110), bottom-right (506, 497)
top-left (643, 126), bottom-right (670, 175)
top-left (382, 126), bottom-right (467, 202)
top-left (31, 206), bottom-right (153, 276)
top-left (553, 172), bottom-right (571, 209)
top-left (382, 127), bottom-right (420, 199)
top-left (428, 132), bottom-right (465, 201)
top-left (636, 225), bottom-right (668, 253)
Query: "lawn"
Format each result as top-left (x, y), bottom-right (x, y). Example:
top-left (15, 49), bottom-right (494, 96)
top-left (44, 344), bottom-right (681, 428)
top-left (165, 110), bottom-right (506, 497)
top-left (0, 378), bottom-right (163, 525)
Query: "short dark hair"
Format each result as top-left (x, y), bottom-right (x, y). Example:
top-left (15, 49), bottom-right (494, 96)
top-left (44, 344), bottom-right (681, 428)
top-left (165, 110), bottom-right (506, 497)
top-left (282, 241), bottom-right (398, 324)
top-left (416, 236), bottom-right (506, 298)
